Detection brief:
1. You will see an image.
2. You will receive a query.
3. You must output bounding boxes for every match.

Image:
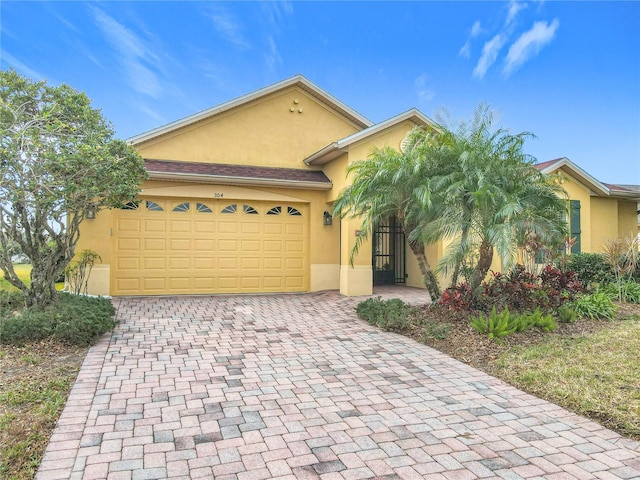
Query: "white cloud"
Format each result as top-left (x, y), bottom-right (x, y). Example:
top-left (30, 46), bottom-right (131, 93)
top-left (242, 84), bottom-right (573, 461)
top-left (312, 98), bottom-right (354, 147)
top-left (92, 7), bottom-right (164, 98)
top-left (207, 6), bottom-right (250, 49)
top-left (459, 20), bottom-right (483, 58)
top-left (263, 35), bottom-right (283, 73)
top-left (414, 73), bottom-right (435, 104)
top-left (473, 34), bottom-right (507, 79)
top-left (503, 19), bottom-right (559, 76)
top-left (261, 1), bottom-right (294, 28)
top-left (506, 0), bottom-right (527, 26)
top-left (471, 20), bottom-right (483, 37)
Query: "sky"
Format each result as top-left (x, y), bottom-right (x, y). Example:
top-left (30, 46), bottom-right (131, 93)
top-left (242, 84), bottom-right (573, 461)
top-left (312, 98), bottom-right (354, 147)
top-left (1, 1), bottom-right (639, 185)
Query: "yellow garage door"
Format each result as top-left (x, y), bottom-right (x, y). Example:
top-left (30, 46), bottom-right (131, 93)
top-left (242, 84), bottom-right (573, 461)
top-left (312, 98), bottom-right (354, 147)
top-left (111, 198), bottom-right (309, 295)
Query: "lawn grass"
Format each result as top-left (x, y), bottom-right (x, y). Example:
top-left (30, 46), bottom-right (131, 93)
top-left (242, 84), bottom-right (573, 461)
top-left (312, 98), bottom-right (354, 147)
top-left (0, 264), bottom-right (31, 291)
top-left (0, 341), bottom-right (86, 480)
top-left (493, 318), bottom-right (640, 439)
top-left (0, 264), bottom-right (64, 292)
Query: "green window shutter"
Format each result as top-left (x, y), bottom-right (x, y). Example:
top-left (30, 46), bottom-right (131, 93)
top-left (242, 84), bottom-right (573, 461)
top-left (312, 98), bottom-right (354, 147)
top-left (570, 200), bottom-right (581, 253)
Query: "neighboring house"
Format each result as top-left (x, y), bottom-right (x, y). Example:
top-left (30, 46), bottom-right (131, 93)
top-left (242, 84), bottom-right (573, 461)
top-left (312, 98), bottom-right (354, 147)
top-left (534, 158), bottom-right (639, 254)
top-left (77, 75), bottom-right (640, 297)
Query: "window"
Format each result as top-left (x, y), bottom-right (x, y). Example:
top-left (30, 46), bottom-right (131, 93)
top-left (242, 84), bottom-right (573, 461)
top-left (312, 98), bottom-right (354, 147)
top-left (266, 206), bottom-right (282, 215)
top-left (196, 202), bottom-right (212, 213)
top-left (119, 201), bottom-right (139, 210)
top-left (173, 202), bottom-right (190, 212)
top-left (243, 204), bottom-right (258, 214)
top-left (569, 200), bottom-right (581, 253)
top-left (221, 204), bottom-right (237, 214)
top-left (287, 206), bottom-right (302, 216)
top-left (146, 201), bottom-right (163, 211)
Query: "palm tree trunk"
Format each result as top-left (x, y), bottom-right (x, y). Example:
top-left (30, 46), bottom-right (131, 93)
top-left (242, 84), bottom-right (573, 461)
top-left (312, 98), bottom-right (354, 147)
top-left (469, 239), bottom-right (493, 294)
top-left (408, 240), bottom-right (441, 301)
top-left (450, 224), bottom-right (470, 287)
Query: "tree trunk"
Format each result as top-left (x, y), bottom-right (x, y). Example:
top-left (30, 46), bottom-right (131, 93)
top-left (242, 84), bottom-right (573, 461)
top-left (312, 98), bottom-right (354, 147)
top-left (408, 241), bottom-right (441, 301)
top-left (450, 225), bottom-right (470, 287)
top-left (469, 239), bottom-right (493, 294)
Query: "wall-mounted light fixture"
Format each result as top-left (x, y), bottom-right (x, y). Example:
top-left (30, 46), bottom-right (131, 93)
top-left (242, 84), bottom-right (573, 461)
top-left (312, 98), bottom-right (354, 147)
top-left (323, 211), bottom-right (333, 226)
top-left (86, 204), bottom-right (96, 220)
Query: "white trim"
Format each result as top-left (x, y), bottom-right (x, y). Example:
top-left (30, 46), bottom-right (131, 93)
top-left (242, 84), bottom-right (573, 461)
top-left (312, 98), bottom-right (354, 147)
top-left (538, 157), bottom-right (610, 196)
top-left (128, 75), bottom-right (372, 145)
top-left (304, 108), bottom-right (440, 165)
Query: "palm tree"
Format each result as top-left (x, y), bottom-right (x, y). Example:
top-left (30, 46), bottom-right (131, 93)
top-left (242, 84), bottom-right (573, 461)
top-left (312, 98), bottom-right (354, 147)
top-left (421, 105), bottom-right (568, 293)
top-left (333, 133), bottom-right (443, 300)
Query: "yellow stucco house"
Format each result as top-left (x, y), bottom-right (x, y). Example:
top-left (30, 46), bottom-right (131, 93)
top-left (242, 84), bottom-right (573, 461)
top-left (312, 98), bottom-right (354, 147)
top-left (77, 75), bottom-right (640, 297)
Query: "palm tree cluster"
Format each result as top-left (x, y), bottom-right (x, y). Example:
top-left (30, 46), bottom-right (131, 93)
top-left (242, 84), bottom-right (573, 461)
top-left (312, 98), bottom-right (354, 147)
top-left (333, 105), bottom-right (568, 301)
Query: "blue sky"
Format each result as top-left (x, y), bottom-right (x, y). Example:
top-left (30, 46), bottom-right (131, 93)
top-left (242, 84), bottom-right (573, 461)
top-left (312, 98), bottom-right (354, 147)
top-left (1, 1), bottom-right (639, 184)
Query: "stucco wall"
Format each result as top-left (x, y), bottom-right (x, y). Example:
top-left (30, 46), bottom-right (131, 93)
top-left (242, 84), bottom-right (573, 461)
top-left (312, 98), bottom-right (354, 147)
top-left (135, 87), bottom-right (360, 169)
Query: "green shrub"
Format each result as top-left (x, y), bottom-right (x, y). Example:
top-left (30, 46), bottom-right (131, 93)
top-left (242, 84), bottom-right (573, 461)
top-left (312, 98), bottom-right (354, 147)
top-left (0, 292), bottom-right (116, 346)
top-left (356, 297), bottom-right (413, 332)
top-left (557, 304), bottom-right (578, 323)
top-left (573, 293), bottom-right (617, 320)
top-left (622, 282), bottom-right (640, 303)
top-left (470, 306), bottom-right (557, 340)
top-left (470, 307), bottom-right (517, 339)
top-left (564, 253), bottom-right (613, 288)
top-left (422, 320), bottom-right (450, 340)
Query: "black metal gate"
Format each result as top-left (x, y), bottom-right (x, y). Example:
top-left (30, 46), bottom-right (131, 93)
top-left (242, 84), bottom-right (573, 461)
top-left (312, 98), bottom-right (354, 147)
top-left (372, 217), bottom-right (406, 285)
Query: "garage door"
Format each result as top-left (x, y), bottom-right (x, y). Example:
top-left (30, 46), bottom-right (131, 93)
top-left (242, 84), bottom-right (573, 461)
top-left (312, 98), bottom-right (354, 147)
top-left (111, 197), bottom-right (309, 295)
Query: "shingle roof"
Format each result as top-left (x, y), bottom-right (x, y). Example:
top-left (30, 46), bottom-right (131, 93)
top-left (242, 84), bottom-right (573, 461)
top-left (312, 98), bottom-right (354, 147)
top-left (144, 159), bottom-right (331, 188)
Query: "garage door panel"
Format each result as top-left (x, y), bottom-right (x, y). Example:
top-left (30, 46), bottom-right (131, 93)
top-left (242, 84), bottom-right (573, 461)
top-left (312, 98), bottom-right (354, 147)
top-left (194, 239), bottom-right (216, 252)
top-left (218, 257), bottom-right (238, 269)
top-left (241, 240), bottom-right (260, 252)
top-left (194, 257), bottom-right (215, 269)
top-left (194, 221), bottom-right (215, 233)
top-left (285, 240), bottom-right (304, 252)
top-left (144, 219), bottom-right (166, 232)
top-left (285, 257), bottom-right (304, 269)
top-left (264, 240), bottom-right (283, 252)
top-left (144, 278), bottom-right (166, 291)
top-left (169, 239), bottom-right (191, 251)
top-left (264, 223), bottom-right (283, 235)
top-left (241, 257), bottom-right (260, 269)
top-left (170, 277), bottom-right (191, 290)
top-left (285, 276), bottom-right (305, 288)
top-left (144, 257), bottom-right (166, 270)
top-left (112, 199), bottom-right (309, 295)
top-left (218, 222), bottom-right (238, 234)
top-left (286, 224), bottom-right (304, 235)
top-left (144, 238), bottom-right (166, 251)
top-left (241, 223), bottom-right (261, 234)
top-left (241, 277), bottom-right (260, 289)
top-left (264, 258), bottom-right (282, 270)
top-left (194, 277), bottom-right (215, 289)
top-left (169, 220), bottom-right (191, 233)
top-left (117, 219), bottom-right (141, 232)
top-left (116, 278), bottom-right (140, 293)
top-left (219, 239), bottom-right (238, 251)
top-left (169, 257), bottom-right (191, 269)
top-left (264, 277), bottom-right (283, 288)
top-left (218, 277), bottom-right (239, 290)
top-left (118, 238), bottom-right (140, 250)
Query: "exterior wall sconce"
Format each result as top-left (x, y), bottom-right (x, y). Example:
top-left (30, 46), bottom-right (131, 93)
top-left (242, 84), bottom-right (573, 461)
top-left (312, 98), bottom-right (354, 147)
top-left (323, 211), bottom-right (333, 226)
top-left (86, 204), bottom-right (97, 220)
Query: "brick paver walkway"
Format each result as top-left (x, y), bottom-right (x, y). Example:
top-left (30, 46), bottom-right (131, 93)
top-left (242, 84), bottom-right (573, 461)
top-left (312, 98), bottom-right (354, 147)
top-left (36, 288), bottom-right (640, 479)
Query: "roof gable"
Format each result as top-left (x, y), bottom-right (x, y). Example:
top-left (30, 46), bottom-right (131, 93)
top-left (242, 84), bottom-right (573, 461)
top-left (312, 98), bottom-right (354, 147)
top-left (129, 75), bottom-right (372, 146)
top-left (304, 108), bottom-right (440, 166)
top-left (535, 157), bottom-right (639, 199)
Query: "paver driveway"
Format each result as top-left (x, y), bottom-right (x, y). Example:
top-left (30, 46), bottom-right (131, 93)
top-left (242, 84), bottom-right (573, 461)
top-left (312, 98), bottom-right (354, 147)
top-left (37, 289), bottom-right (640, 480)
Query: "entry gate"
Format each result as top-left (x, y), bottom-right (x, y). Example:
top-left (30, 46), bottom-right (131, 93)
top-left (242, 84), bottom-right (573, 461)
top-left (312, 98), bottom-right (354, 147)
top-left (372, 218), bottom-right (406, 285)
